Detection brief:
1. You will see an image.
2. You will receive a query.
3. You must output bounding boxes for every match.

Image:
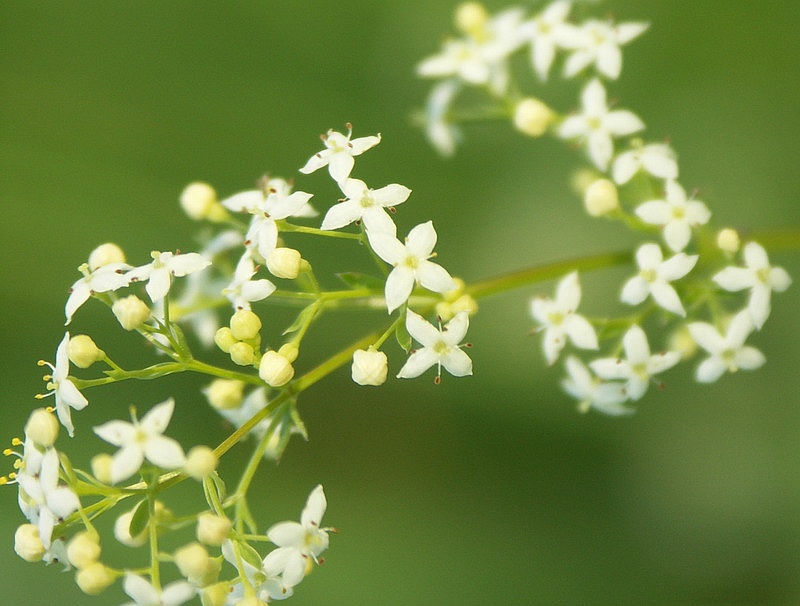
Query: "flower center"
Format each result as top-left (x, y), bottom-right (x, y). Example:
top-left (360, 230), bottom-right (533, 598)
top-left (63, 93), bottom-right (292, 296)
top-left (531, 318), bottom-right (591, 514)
top-left (639, 268), bottom-right (657, 283)
top-left (548, 311), bottom-right (564, 326)
top-left (403, 255), bottom-right (419, 270)
top-left (671, 206), bottom-right (686, 220)
top-left (359, 193), bottom-right (375, 209)
top-left (756, 267), bottom-right (771, 284)
top-left (632, 363), bottom-right (649, 380)
top-left (432, 340), bottom-right (451, 356)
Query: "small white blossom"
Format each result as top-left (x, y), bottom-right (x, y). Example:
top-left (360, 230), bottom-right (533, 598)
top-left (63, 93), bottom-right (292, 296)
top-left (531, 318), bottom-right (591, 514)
top-left (368, 221), bottom-right (456, 313)
top-left (37, 332), bottom-right (88, 437)
top-left (557, 18), bottom-right (649, 80)
top-left (559, 78), bottom-right (645, 171)
top-left (591, 324), bottom-right (680, 400)
top-left (128, 250), bottom-right (211, 302)
top-left (223, 252), bottom-right (276, 311)
top-left (397, 310), bottom-right (472, 380)
top-left (561, 356), bottom-right (631, 415)
top-left (222, 540), bottom-right (295, 602)
top-left (519, 0), bottom-right (573, 80)
top-left (121, 573), bottom-right (194, 606)
top-left (612, 141), bottom-right (679, 185)
top-left (93, 398), bottom-right (186, 484)
top-left (712, 241), bottom-right (792, 329)
top-left (635, 180), bottom-right (711, 252)
top-left (65, 262), bottom-right (131, 325)
top-left (621, 243), bottom-right (697, 316)
top-left (299, 124), bottom-right (381, 183)
top-left (688, 310), bottom-right (765, 383)
top-left (531, 271), bottom-right (598, 365)
top-left (321, 178), bottom-right (411, 235)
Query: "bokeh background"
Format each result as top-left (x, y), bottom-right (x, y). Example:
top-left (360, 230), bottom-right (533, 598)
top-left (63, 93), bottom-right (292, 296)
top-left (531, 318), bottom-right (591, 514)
top-left (2, 1), bottom-right (799, 604)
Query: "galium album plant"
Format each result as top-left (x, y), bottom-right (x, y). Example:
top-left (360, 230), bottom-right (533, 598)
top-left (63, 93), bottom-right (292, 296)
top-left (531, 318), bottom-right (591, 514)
top-left (3, 1), bottom-right (795, 604)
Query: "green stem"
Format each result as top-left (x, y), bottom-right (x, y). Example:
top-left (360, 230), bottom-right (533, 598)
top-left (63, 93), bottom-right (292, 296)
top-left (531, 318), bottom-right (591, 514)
top-left (278, 220), bottom-right (362, 240)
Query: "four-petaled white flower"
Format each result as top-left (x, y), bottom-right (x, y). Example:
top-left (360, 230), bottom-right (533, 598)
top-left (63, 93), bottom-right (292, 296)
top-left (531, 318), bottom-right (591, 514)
top-left (519, 0), bottom-right (572, 81)
top-left (591, 324), bottom-right (680, 401)
top-left (559, 78), bottom-right (645, 171)
top-left (93, 398), bottom-right (186, 484)
top-left (561, 356), bottom-right (631, 416)
top-left (621, 243), bottom-right (697, 316)
top-left (37, 332), bottom-right (88, 437)
top-left (397, 310), bottom-right (472, 380)
top-left (712, 241), bottom-right (792, 329)
top-left (321, 178), bottom-right (411, 235)
top-left (223, 252), bottom-right (276, 311)
top-left (128, 251), bottom-right (211, 302)
top-left (612, 141), bottom-right (679, 185)
top-left (635, 180), bottom-right (711, 252)
top-left (221, 540), bottom-right (297, 602)
top-left (368, 221), bottom-right (456, 313)
top-left (557, 18), bottom-right (648, 80)
top-left (531, 271), bottom-right (598, 365)
top-left (300, 124), bottom-right (381, 184)
top-left (65, 262), bottom-right (131, 325)
top-left (688, 310), bottom-right (765, 383)
top-left (121, 573), bottom-right (194, 606)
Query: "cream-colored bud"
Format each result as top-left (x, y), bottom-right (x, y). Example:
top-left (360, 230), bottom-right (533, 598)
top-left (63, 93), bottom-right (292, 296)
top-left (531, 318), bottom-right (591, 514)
top-left (91, 453), bottom-right (114, 484)
top-left (229, 342), bottom-right (256, 366)
top-left (351, 349), bottom-right (388, 386)
top-left (455, 2), bottom-right (488, 37)
top-left (112, 295), bottom-right (151, 330)
top-left (24, 408), bottom-right (59, 447)
top-left (201, 582), bottom-right (231, 606)
top-left (204, 379), bottom-right (245, 410)
top-left (266, 247), bottom-right (303, 279)
top-left (513, 98), bottom-right (555, 137)
top-left (259, 350), bottom-right (294, 387)
top-left (278, 342), bottom-right (299, 363)
top-left (185, 446), bottom-right (218, 480)
top-left (68, 334), bottom-right (105, 368)
top-left (668, 325), bottom-right (698, 360)
top-left (584, 178), bottom-right (619, 217)
top-left (214, 327), bottom-right (236, 353)
top-left (436, 294), bottom-right (479, 321)
top-left (88, 243), bottom-right (126, 271)
top-left (67, 531), bottom-right (101, 569)
top-left (14, 524), bottom-right (45, 562)
top-left (717, 228), bottom-right (740, 253)
top-left (76, 562), bottom-right (116, 595)
top-left (196, 512), bottom-right (232, 546)
top-left (229, 310), bottom-right (262, 341)
top-left (174, 542), bottom-right (212, 580)
top-left (114, 510), bottom-right (148, 547)
top-left (180, 182), bottom-right (217, 221)
top-left (570, 168), bottom-right (600, 196)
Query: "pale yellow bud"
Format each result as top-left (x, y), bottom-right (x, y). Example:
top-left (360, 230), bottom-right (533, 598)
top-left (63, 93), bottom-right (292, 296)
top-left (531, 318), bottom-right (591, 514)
top-left (351, 349), bottom-right (388, 386)
top-left (75, 562), bottom-right (116, 595)
top-left (455, 2), bottom-right (488, 37)
top-left (278, 342), bottom-right (299, 363)
top-left (229, 309), bottom-right (262, 341)
top-left (717, 228), bottom-right (740, 253)
top-left (91, 453), bottom-right (114, 484)
top-left (24, 408), bottom-right (59, 447)
top-left (88, 243), bottom-right (126, 271)
top-left (14, 524), bottom-right (45, 562)
top-left (229, 342), bottom-right (256, 366)
top-left (201, 582), bottom-right (231, 606)
top-left (266, 247), bottom-right (303, 279)
top-left (204, 379), bottom-right (245, 410)
top-left (196, 512), bottom-right (232, 546)
top-left (67, 531), bottom-right (101, 569)
top-left (513, 98), bottom-right (555, 137)
top-left (584, 178), bottom-right (619, 217)
top-left (668, 325), bottom-right (698, 360)
top-left (180, 182), bottom-right (218, 220)
top-left (68, 334), bottom-right (105, 368)
top-left (214, 327), bottom-right (236, 353)
top-left (174, 542), bottom-right (212, 580)
top-left (259, 350), bottom-right (294, 387)
top-left (436, 294), bottom-right (479, 321)
top-left (185, 446), bottom-right (218, 480)
top-left (112, 295), bottom-right (151, 330)
top-left (114, 510), bottom-right (148, 548)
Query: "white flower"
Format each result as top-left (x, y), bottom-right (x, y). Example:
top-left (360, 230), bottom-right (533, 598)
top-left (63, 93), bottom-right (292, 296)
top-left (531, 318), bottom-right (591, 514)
top-left (121, 573), bottom-right (194, 606)
top-left (590, 325), bottom-right (680, 400)
top-left (612, 141), bottom-right (678, 185)
top-left (531, 271), bottom-right (598, 365)
top-left (635, 180), bottom-right (711, 252)
top-left (561, 356), bottom-right (631, 415)
top-left (128, 251), bottom-right (211, 302)
top-left (559, 79), bottom-right (645, 171)
top-left (37, 332), bottom-right (88, 437)
top-left (321, 178), bottom-right (411, 235)
top-left (65, 262), bottom-right (131, 325)
top-left (557, 18), bottom-right (649, 80)
top-left (397, 310), bottom-right (472, 380)
top-left (223, 252), bottom-right (276, 311)
top-left (368, 221), bottom-right (456, 313)
top-left (299, 124), bottom-right (381, 183)
top-left (712, 241), bottom-right (792, 329)
top-left (519, 0), bottom-right (572, 80)
top-left (221, 540), bottom-right (295, 602)
top-left (688, 310), bottom-right (765, 383)
top-left (620, 243), bottom-right (697, 316)
top-left (422, 79), bottom-right (462, 157)
top-left (93, 398), bottom-right (186, 484)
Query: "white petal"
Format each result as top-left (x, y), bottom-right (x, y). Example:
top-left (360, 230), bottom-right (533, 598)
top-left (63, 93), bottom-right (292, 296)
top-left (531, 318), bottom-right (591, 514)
top-left (371, 183), bottom-right (411, 207)
top-left (301, 484), bottom-right (327, 527)
top-left (734, 346), bottom-right (766, 371)
top-left (349, 134), bottom-right (381, 155)
top-left (558, 115), bottom-right (588, 140)
top-left (596, 44), bottom-right (622, 79)
top-left (659, 253), bottom-right (697, 282)
top-left (604, 110), bottom-right (645, 136)
top-left (727, 309), bottom-right (755, 347)
top-left (406, 221), bottom-right (438, 258)
top-left (618, 273), bottom-right (647, 304)
top-left (328, 153), bottom-right (355, 183)
top-left (663, 220), bottom-right (691, 252)
top-left (45, 486), bottom-right (80, 520)
top-left (590, 357), bottom-right (629, 380)
top-left (441, 348), bottom-right (473, 376)
top-left (167, 252), bottom-right (211, 277)
top-left (647, 350), bottom-right (681, 375)
top-left (397, 348), bottom-right (439, 379)
top-left (320, 200), bottom-right (362, 231)
top-left (221, 190), bottom-right (264, 212)
top-left (635, 243), bottom-right (663, 268)
top-left (688, 322), bottom-right (724, 354)
top-left (124, 574), bottom-right (160, 604)
top-left (563, 314), bottom-right (598, 350)
top-left (416, 260), bottom-right (456, 294)
top-left (635, 200), bottom-right (671, 225)
top-left (299, 150), bottom-right (331, 175)
top-left (649, 281), bottom-right (686, 316)
top-left (713, 267), bottom-right (755, 291)
top-left (368, 232), bottom-right (405, 265)
top-left (612, 152), bottom-right (639, 185)
top-left (58, 379), bottom-right (88, 411)
top-left (443, 311), bottom-right (470, 344)
top-left (145, 267), bottom-right (171, 302)
top-left (111, 444), bottom-right (145, 483)
top-left (161, 580), bottom-right (195, 606)
top-left (267, 521), bottom-right (305, 548)
top-left (240, 280), bottom-right (275, 304)
top-left (555, 271), bottom-right (581, 310)
top-left (384, 267), bottom-right (415, 313)
top-left (616, 22), bottom-right (649, 44)
top-left (743, 241), bottom-right (769, 270)
top-left (405, 310), bottom-right (441, 346)
top-left (361, 207), bottom-right (397, 236)
top-left (543, 327), bottom-right (566, 365)
top-left (769, 267), bottom-right (792, 292)
top-left (696, 356), bottom-right (726, 383)
top-left (587, 131), bottom-right (613, 171)
top-left (748, 284), bottom-right (771, 329)
top-left (143, 436), bottom-right (186, 470)
top-left (622, 325), bottom-right (650, 363)
top-left (93, 420), bottom-right (137, 447)
top-left (140, 398), bottom-right (175, 434)
top-left (641, 147), bottom-right (678, 180)
top-left (64, 282), bottom-right (92, 325)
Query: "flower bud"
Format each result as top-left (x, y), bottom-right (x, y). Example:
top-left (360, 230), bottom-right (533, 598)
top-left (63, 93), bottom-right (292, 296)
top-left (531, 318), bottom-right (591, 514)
top-left (114, 510), bottom-right (148, 548)
top-left (14, 524), bottom-right (45, 562)
top-left (351, 349), bottom-right (389, 386)
top-left (67, 531), bottom-right (101, 569)
top-left (278, 342), bottom-right (299, 363)
top-left (112, 295), bottom-right (151, 330)
top-left (91, 453), bottom-right (114, 484)
top-left (229, 342), bottom-right (256, 366)
top-left (436, 294), bottom-right (479, 322)
top-left (668, 325), bottom-right (698, 360)
top-left (229, 310), bottom-right (262, 341)
top-left (196, 513), bottom-right (232, 546)
top-left (24, 408), bottom-right (59, 447)
top-left (266, 247), bottom-right (303, 279)
top-left (180, 182), bottom-right (217, 220)
top-left (717, 228), bottom-right (740, 253)
top-left (259, 350), bottom-right (294, 387)
top-left (75, 562), bottom-right (116, 595)
top-left (185, 446), bottom-right (218, 480)
top-left (201, 582), bottom-right (231, 606)
top-left (68, 334), bottom-right (105, 368)
top-left (455, 2), bottom-right (488, 37)
top-left (583, 178), bottom-right (619, 217)
top-left (88, 243), bottom-right (126, 271)
top-left (174, 542), bottom-right (212, 580)
top-left (513, 98), bottom-right (555, 137)
top-left (204, 379), bottom-right (245, 410)
top-left (214, 327), bottom-right (236, 353)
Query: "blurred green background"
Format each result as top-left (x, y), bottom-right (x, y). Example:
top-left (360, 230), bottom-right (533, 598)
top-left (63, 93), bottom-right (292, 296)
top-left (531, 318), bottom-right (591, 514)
top-left (2, 1), bottom-right (799, 604)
